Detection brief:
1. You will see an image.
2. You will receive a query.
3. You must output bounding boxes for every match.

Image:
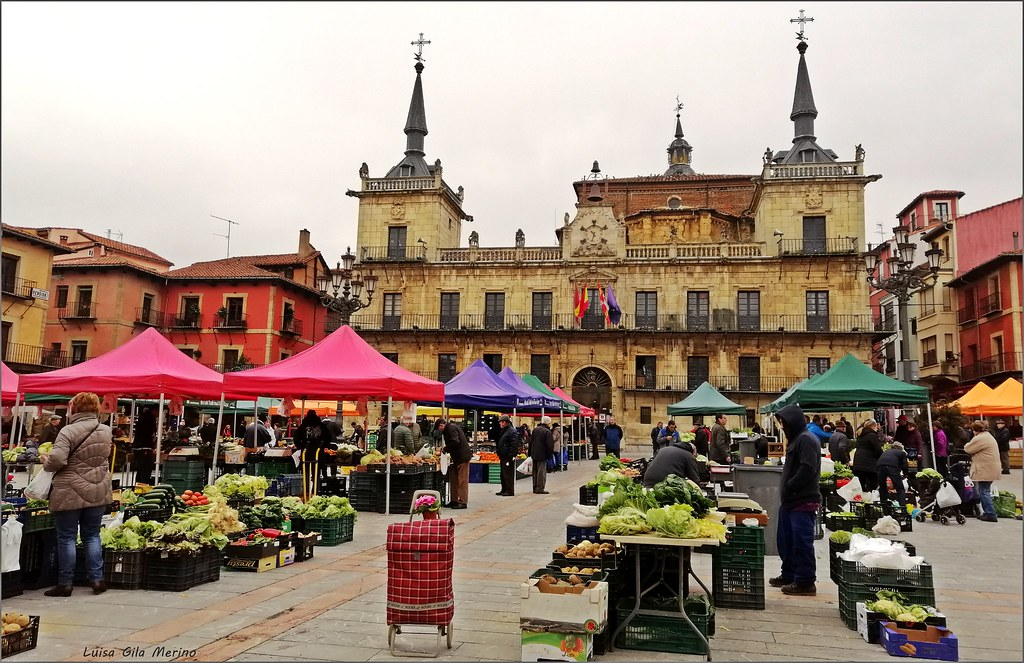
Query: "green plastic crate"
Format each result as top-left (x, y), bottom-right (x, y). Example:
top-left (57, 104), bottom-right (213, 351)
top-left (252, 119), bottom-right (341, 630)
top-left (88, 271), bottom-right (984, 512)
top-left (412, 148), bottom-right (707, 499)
top-left (614, 596), bottom-right (712, 654)
top-left (487, 463), bottom-right (501, 484)
top-left (838, 582), bottom-right (936, 630)
top-left (300, 514), bottom-right (354, 546)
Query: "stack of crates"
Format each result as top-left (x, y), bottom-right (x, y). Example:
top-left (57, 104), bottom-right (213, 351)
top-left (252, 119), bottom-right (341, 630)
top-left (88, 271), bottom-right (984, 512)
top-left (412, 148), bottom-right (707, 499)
top-left (837, 555), bottom-right (934, 630)
top-left (386, 472), bottom-right (424, 514)
top-left (468, 463), bottom-right (487, 483)
top-left (161, 459), bottom-right (206, 494)
top-left (348, 472), bottom-right (385, 513)
top-left (712, 525), bottom-right (765, 610)
top-left (487, 463), bottom-right (501, 485)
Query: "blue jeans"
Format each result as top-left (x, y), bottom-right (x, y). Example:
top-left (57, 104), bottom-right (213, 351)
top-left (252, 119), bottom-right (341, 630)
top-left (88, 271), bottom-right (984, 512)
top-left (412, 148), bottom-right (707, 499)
top-left (777, 507), bottom-right (817, 585)
top-left (976, 480), bottom-right (997, 519)
top-left (54, 505), bottom-right (106, 586)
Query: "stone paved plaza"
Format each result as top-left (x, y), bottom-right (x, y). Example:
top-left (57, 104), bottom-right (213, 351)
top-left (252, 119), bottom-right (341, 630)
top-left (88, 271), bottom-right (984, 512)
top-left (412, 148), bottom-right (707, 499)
top-left (4, 455), bottom-right (1022, 663)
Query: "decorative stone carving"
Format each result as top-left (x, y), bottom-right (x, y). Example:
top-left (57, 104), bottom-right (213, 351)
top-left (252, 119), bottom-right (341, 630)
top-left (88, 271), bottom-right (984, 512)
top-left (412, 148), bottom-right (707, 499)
top-left (564, 212), bottom-right (571, 226)
top-left (468, 230), bottom-right (479, 247)
top-left (391, 203), bottom-right (405, 220)
top-left (804, 188), bottom-right (823, 209)
top-left (457, 185), bottom-right (465, 201)
top-left (515, 229), bottom-right (525, 247)
top-left (855, 144), bottom-right (865, 161)
top-left (573, 220), bottom-right (615, 257)
top-left (359, 162), bottom-right (369, 178)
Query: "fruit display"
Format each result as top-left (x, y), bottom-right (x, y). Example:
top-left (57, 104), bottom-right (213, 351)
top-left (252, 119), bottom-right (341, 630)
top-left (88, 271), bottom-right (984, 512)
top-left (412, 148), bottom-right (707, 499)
top-left (554, 540), bottom-right (617, 559)
top-left (1, 613), bottom-right (30, 635)
top-left (536, 573), bottom-right (589, 588)
top-left (181, 490), bottom-right (209, 508)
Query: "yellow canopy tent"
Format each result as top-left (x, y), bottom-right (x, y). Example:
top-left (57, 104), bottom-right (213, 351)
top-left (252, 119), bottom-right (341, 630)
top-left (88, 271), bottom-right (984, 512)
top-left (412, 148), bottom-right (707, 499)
top-left (962, 377), bottom-right (1023, 416)
top-left (270, 400), bottom-right (360, 417)
top-left (952, 381), bottom-right (995, 412)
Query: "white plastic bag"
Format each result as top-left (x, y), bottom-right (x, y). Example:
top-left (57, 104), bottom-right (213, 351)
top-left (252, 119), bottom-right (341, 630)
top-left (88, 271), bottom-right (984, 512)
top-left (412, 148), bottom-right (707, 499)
top-left (836, 476), bottom-right (863, 503)
top-left (1, 517), bottom-right (23, 572)
top-left (564, 503), bottom-right (600, 527)
top-left (438, 452), bottom-right (451, 476)
top-left (858, 550), bottom-right (925, 570)
top-left (24, 469), bottom-right (54, 501)
top-left (935, 481), bottom-right (962, 508)
top-left (416, 444), bottom-right (434, 459)
top-left (820, 457), bottom-right (835, 475)
top-left (517, 457), bottom-right (533, 474)
top-left (871, 515), bottom-right (902, 536)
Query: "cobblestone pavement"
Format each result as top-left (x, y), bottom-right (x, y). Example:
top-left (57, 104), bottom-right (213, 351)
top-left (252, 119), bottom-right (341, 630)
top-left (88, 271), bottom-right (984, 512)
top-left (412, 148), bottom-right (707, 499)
top-left (4, 451), bottom-right (1021, 662)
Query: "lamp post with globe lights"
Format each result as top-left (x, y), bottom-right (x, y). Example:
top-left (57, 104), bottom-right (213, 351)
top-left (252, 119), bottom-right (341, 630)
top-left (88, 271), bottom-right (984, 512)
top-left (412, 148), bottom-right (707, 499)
top-left (316, 247), bottom-right (378, 330)
top-left (863, 225), bottom-right (943, 383)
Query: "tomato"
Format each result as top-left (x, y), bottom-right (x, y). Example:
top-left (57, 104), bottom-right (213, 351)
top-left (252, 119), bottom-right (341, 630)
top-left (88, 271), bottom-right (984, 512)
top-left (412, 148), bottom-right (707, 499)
top-left (183, 490), bottom-right (193, 497)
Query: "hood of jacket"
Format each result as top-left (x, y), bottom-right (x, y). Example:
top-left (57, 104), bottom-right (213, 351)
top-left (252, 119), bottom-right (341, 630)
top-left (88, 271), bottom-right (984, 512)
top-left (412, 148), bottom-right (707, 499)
top-left (775, 405), bottom-right (807, 442)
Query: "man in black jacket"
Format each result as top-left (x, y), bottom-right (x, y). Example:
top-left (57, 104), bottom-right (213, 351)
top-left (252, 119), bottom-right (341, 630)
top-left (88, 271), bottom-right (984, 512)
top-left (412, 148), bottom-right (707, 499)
top-left (439, 419), bottom-right (471, 508)
top-left (877, 441), bottom-right (909, 507)
top-left (496, 415), bottom-right (519, 496)
top-left (642, 441), bottom-right (701, 486)
top-left (994, 419), bottom-right (1012, 474)
top-left (529, 417), bottom-right (555, 494)
top-left (588, 422), bottom-right (604, 460)
top-left (770, 404), bottom-right (821, 596)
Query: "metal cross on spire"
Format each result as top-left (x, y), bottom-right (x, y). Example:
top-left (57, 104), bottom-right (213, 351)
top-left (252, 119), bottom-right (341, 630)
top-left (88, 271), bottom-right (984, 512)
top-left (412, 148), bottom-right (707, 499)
top-left (411, 32), bottom-right (431, 61)
top-left (675, 96), bottom-right (684, 114)
top-left (790, 9), bottom-right (814, 41)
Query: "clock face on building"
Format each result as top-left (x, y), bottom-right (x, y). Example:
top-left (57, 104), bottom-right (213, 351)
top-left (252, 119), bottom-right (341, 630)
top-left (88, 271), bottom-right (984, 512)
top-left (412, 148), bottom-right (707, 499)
top-left (584, 224), bottom-right (601, 243)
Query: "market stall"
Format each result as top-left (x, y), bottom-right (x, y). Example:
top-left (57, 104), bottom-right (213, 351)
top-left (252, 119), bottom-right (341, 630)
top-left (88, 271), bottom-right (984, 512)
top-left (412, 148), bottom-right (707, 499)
top-left (17, 328), bottom-right (231, 484)
top-left (958, 377), bottom-right (1022, 416)
top-left (666, 381), bottom-right (746, 418)
top-left (222, 325), bottom-right (444, 514)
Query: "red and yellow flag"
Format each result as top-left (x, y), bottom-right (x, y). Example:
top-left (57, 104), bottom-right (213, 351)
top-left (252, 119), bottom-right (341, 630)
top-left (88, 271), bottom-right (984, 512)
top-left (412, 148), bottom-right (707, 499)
top-left (575, 284), bottom-right (590, 323)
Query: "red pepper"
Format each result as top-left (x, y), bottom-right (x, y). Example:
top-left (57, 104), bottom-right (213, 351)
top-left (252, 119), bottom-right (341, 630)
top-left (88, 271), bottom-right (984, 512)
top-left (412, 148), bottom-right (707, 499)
top-left (260, 528), bottom-right (281, 539)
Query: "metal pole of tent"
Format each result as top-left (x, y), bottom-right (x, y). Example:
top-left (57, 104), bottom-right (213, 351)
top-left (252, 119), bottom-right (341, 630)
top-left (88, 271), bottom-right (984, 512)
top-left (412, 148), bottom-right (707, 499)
top-left (211, 393), bottom-right (226, 485)
top-left (925, 402), bottom-right (936, 471)
top-left (9, 392), bottom-right (23, 449)
top-left (155, 393), bottom-right (166, 484)
top-left (126, 399), bottom-right (137, 486)
top-left (385, 397), bottom-right (393, 515)
top-left (559, 409), bottom-right (564, 470)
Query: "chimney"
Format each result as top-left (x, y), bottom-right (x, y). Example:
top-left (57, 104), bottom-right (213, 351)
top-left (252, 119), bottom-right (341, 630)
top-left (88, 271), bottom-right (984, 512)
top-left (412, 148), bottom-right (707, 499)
top-left (298, 228), bottom-right (313, 258)
top-left (1014, 231), bottom-right (1020, 251)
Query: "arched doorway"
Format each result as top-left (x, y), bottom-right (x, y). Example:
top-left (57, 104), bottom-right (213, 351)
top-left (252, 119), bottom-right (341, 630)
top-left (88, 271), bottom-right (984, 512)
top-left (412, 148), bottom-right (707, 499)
top-left (572, 367), bottom-right (613, 416)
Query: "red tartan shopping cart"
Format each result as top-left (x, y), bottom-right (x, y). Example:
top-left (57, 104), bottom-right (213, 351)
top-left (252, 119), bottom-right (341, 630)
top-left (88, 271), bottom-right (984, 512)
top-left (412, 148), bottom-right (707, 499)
top-left (385, 517), bottom-right (455, 657)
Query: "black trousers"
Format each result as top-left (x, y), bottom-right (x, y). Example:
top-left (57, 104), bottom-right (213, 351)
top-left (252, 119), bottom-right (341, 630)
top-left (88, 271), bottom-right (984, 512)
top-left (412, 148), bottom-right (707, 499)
top-left (590, 440), bottom-right (601, 459)
top-left (133, 448), bottom-right (155, 485)
top-left (877, 466), bottom-right (906, 506)
top-left (499, 457), bottom-right (515, 495)
top-left (853, 469), bottom-right (878, 493)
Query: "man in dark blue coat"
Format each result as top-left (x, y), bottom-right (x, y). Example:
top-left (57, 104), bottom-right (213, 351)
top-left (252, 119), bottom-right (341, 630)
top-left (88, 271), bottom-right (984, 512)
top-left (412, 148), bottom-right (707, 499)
top-left (770, 404), bottom-right (821, 595)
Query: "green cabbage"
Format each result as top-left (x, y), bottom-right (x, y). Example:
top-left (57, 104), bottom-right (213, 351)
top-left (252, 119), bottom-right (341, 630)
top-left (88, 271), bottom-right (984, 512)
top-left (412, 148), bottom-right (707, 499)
top-left (646, 504), bottom-right (696, 538)
top-left (597, 506), bottom-right (651, 534)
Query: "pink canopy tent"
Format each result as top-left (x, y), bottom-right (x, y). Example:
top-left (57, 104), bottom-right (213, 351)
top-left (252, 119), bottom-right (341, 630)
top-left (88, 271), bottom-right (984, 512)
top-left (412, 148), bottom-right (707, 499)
top-left (222, 325), bottom-right (444, 402)
top-left (552, 386), bottom-right (596, 417)
top-left (20, 327), bottom-right (231, 483)
top-left (223, 325), bottom-right (444, 512)
top-left (2, 361), bottom-right (19, 404)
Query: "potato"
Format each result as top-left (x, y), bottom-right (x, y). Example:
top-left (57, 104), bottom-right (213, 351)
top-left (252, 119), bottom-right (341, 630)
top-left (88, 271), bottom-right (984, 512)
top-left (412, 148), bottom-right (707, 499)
top-left (555, 544), bottom-right (569, 554)
top-left (539, 574), bottom-right (559, 585)
top-left (568, 574), bottom-right (582, 585)
top-left (14, 615), bottom-right (29, 628)
top-left (3, 623), bottom-right (21, 634)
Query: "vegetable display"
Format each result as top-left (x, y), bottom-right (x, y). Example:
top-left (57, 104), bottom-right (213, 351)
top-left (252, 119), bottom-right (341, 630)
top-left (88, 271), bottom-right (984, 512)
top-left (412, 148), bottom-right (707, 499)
top-left (599, 455), bottom-right (625, 471)
top-left (866, 590), bottom-right (938, 623)
top-left (145, 513), bottom-right (230, 554)
top-left (829, 530), bottom-right (852, 544)
top-left (651, 475), bottom-right (715, 517)
top-left (287, 495), bottom-right (356, 520)
top-left (832, 462), bottom-right (853, 479)
top-left (211, 474), bottom-right (268, 499)
top-left (2, 447), bottom-right (25, 463)
top-left (916, 468), bottom-right (943, 480)
top-left (100, 516), bottom-right (160, 551)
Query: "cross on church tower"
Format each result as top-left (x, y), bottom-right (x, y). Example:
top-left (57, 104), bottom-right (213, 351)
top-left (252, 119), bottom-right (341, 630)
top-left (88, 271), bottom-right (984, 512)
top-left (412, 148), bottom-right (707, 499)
top-left (790, 9), bottom-right (814, 41)
top-left (675, 96), bottom-right (684, 115)
top-left (411, 32), bottom-right (431, 61)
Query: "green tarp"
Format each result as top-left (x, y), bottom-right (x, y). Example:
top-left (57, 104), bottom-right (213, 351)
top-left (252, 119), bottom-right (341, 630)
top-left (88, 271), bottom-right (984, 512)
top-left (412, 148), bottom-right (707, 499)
top-left (520, 374), bottom-right (580, 414)
top-left (760, 353), bottom-right (929, 413)
top-left (667, 381), bottom-right (747, 416)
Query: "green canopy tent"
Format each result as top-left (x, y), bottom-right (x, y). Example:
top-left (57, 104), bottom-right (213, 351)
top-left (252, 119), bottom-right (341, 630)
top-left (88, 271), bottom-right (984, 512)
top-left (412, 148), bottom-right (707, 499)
top-left (666, 381), bottom-right (746, 416)
top-left (759, 373), bottom-right (822, 414)
top-left (520, 374), bottom-right (580, 414)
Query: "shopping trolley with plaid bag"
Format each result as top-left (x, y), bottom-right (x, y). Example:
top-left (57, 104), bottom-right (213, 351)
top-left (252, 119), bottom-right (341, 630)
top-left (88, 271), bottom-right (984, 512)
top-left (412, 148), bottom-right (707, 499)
top-left (385, 517), bottom-right (455, 657)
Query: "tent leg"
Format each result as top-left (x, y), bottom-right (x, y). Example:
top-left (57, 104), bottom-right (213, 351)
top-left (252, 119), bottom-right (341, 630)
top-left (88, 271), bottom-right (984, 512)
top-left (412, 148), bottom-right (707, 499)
top-left (211, 393), bottom-right (226, 485)
top-left (155, 393), bottom-right (166, 484)
top-left (386, 397), bottom-right (393, 516)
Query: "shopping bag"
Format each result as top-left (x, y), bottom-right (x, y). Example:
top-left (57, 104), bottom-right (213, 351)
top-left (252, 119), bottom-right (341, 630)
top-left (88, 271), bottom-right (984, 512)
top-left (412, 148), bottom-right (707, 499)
top-left (24, 469), bottom-right (55, 501)
top-left (416, 444), bottom-right (434, 459)
top-left (516, 457), bottom-right (533, 474)
top-left (1, 518), bottom-right (23, 572)
top-left (935, 480), bottom-right (962, 508)
top-left (836, 476), bottom-right (863, 503)
top-left (439, 452), bottom-right (451, 476)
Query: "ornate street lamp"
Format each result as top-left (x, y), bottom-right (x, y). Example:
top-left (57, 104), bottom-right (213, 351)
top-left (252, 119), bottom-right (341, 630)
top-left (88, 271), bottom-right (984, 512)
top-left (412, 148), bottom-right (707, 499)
top-left (864, 230), bottom-right (943, 382)
top-left (317, 247), bottom-right (378, 327)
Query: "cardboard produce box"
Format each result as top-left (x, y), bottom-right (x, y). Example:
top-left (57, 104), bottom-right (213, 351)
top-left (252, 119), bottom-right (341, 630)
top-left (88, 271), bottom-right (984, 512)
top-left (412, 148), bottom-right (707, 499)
top-left (520, 578), bottom-right (608, 632)
top-left (880, 623), bottom-right (958, 661)
top-left (521, 630), bottom-right (592, 662)
top-left (225, 556), bottom-right (277, 573)
top-left (856, 602), bottom-right (946, 644)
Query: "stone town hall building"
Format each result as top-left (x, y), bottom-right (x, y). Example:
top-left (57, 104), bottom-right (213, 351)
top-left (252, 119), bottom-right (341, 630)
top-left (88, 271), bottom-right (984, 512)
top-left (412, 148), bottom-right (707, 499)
top-left (345, 37), bottom-right (882, 439)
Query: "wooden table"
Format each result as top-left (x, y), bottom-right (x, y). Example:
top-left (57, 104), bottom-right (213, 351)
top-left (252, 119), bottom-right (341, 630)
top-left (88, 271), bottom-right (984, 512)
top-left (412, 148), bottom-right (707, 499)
top-left (599, 534), bottom-right (720, 661)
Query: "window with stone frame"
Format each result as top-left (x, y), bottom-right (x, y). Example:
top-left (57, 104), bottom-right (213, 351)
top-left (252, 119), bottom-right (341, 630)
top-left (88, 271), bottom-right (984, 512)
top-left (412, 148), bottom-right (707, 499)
top-left (438, 353), bottom-right (457, 383)
top-left (531, 354), bottom-right (551, 384)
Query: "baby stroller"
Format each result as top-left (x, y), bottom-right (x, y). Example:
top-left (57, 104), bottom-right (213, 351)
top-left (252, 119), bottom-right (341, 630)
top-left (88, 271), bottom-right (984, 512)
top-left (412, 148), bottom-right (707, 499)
top-left (914, 461), bottom-right (969, 525)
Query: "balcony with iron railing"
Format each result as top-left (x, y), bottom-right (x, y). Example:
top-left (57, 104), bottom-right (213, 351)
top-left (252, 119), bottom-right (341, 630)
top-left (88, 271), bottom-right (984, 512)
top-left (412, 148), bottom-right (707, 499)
top-left (3, 342), bottom-right (79, 369)
top-left (778, 237), bottom-right (859, 256)
top-left (621, 374), bottom-right (792, 393)
top-left (979, 291), bottom-right (1002, 316)
top-left (348, 311), bottom-right (877, 334)
top-left (873, 315), bottom-right (897, 332)
top-left (359, 245), bottom-right (428, 263)
top-left (134, 307), bottom-right (164, 327)
top-left (1, 276), bottom-right (38, 299)
top-left (957, 304), bottom-right (977, 324)
top-left (213, 311), bottom-right (248, 330)
top-left (280, 316), bottom-right (303, 336)
top-left (960, 352), bottom-right (1021, 382)
top-left (202, 362), bottom-right (267, 373)
top-left (57, 300), bottom-right (97, 320)
top-left (168, 311), bottom-right (203, 329)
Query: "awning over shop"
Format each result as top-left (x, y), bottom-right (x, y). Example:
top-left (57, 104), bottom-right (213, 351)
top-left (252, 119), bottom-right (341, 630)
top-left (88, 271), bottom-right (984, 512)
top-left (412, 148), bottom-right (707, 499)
top-left (496, 368), bottom-right (563, 410)
top-left (442, 359), bottom-right (543, 409)
top-left (667, 381), bottom-right (747, 416)
top-left (960, 377), bottom-right (1022, 416)
top-left (2, 362), bottom-right (19, 403)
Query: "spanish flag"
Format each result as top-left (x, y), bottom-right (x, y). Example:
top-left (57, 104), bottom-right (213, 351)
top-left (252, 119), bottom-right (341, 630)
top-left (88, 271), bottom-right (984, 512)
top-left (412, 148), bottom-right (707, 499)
top-left (574, 283), bottom-right (590, 322)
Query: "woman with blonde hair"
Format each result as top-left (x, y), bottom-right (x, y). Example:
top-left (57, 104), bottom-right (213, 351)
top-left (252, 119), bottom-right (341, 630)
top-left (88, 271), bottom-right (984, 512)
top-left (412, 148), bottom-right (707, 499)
top-left (39, 392), bottom-right (113, 596)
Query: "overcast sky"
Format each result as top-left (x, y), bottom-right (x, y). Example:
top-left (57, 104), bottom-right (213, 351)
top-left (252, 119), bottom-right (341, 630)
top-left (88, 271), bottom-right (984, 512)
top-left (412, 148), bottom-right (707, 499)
top-left (3, 2), bottom-right (1021, 268)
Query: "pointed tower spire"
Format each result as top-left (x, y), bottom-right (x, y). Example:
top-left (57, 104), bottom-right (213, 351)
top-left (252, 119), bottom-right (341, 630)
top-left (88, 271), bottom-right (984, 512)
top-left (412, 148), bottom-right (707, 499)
top-left (790, 41), bottom-right (818, 142)
top-left (386, 33), bottom-right (433, 178)
top-left (665, 98), bottom-right (695, 176)
top-left (776, 11), bottom-right (836, 165)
